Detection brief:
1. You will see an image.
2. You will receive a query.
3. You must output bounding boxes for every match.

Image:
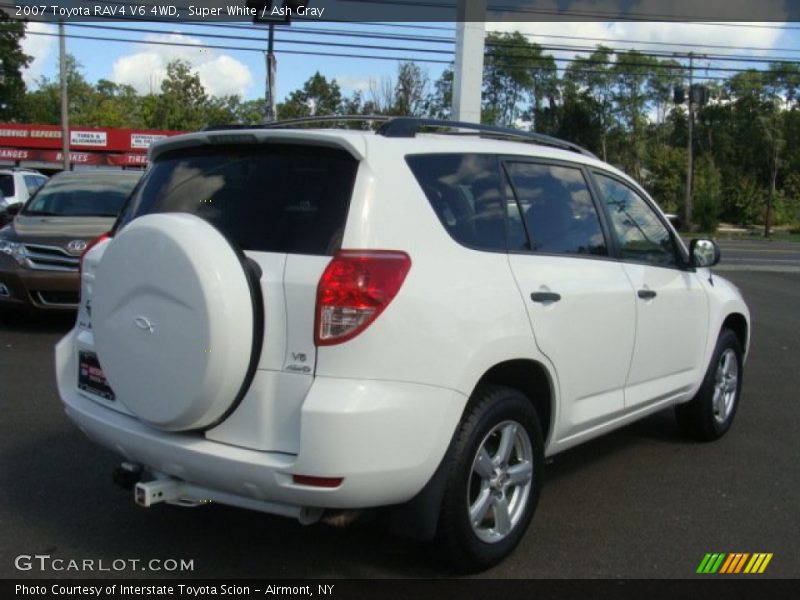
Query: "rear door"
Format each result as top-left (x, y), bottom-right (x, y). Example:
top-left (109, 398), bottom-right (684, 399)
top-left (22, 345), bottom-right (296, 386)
top-left (503, 160), bottom-right (636, 441)
top-left (116, 143), bottom-right (359, 377)
top-left (591, 171), bottom-right (708, 408)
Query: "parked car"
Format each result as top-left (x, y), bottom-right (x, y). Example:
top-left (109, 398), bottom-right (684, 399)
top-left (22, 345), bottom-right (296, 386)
top-left (0, 168), bottom-right (48, 227)
top-left (55, 117), bottom-right (749, 571)
top-left (0, 170), bottom-right (141, 311)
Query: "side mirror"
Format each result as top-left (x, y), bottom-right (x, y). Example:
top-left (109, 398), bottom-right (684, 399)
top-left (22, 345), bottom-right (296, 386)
top-left (689, 238), bottom-right (720, 268)
top-left (5, 203), bottom-right (22, 217)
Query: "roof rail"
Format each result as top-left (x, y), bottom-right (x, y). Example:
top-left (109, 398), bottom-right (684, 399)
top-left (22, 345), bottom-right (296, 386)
top-left (202, 115), bottom-right (391, 132)
top-left (201, 115), bottom-right (596, 158)
top-left (375, 117), bottom-right (597, 158)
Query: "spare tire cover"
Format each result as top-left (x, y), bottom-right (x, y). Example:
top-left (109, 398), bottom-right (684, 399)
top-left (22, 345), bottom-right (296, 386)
top-left (92, 213), bottom-right (256, 431)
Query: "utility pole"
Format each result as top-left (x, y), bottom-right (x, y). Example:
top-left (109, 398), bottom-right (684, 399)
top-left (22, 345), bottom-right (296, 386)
top-left (685, 53), bottom-right (694, 231)
top-left (59, 20), bottom-right (69, 171)
top-left (265, 23), bottom-right (276, 122)
top-left (452, 0), bottom-right (486, 123)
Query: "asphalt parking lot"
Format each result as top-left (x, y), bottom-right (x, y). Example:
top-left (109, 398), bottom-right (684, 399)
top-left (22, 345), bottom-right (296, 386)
top-left (1, 239), bottom-right (798, 580)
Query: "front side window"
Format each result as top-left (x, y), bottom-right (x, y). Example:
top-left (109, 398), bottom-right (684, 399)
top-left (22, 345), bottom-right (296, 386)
top-left (593, 172), bottom-right (678, 267)
top-left (406, 153), bottom-right (522, 251)
top-left (504, 162), bottom-right (607, 256)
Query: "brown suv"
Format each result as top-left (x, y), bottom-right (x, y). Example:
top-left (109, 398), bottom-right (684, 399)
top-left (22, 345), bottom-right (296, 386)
top-left (0, 170), bottom-right (141, 312)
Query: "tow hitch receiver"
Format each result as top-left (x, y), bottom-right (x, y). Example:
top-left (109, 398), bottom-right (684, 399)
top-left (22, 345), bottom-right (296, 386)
top-left (135, 479), bottom-right (185, 507)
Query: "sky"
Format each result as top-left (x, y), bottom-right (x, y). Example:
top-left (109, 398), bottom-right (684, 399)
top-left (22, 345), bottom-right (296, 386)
top-left (17, 19), bottom-right (800, 109)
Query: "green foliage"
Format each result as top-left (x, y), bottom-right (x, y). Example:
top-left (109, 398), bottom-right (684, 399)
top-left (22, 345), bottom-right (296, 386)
top-left (0, 11), bottom-right (31, 120)
top-left (277, 71), bottom-right (342, 119)
top-left (13, 40), bottom-right (800, 231)
top-left (149, 60), bottom-right (208, 130)
top-left (645, 145), bottom-right (686, 215)
top-left (693, 154), bottom-right (722, 232)
top-left (393, 62), bottom-right (428, 116)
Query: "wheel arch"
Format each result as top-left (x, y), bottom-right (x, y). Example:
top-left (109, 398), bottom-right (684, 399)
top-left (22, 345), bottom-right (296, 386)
top-left (472, 359), bottom-right (555, 450)
top-left (387, 358), bottom-right (555, 542)
top-left (722, 312), bottom-right (749, 357)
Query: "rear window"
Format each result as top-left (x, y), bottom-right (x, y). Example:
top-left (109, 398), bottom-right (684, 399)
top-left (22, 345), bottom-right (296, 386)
top-left (0, 175), bottom-right (14, 197)
top-left (23, 174), bottom-right (141, 217)
top-left (117, 144), bottom-right (358, 256)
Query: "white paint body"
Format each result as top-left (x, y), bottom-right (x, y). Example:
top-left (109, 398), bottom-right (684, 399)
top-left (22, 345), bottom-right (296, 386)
top-left (56, 129), bottom-right (750, 515)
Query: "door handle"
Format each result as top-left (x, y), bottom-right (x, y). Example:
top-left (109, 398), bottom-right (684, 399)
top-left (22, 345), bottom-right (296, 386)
top-left (637, 289), bottom-right (657, 300)
top-left (530, 292), bottom-right (561, 303)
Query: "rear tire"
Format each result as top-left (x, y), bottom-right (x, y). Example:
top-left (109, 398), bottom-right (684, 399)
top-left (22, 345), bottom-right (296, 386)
top-left (437, 385), bottom-right (543, 572)
top-left (675, 329), bottom-right (743, 441)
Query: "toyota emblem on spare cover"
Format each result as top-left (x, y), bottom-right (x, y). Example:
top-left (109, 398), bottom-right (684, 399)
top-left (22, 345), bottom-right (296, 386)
top-left (67, 239), bottom-right (88, 254)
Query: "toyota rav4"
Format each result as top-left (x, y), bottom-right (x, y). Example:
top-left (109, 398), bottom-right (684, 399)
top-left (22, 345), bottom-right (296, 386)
top-left (55, 117), bottom-right (750, 571)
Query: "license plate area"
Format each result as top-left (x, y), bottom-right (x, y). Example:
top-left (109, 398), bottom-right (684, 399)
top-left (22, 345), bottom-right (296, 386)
top-left (78, 351), bottom-right (115, 401)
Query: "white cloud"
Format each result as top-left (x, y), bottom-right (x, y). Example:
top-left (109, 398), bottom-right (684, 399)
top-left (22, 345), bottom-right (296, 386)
top-left (111, 33), bottom-right (253, 97)
top-left (21, 22), bottom-right (57, 87)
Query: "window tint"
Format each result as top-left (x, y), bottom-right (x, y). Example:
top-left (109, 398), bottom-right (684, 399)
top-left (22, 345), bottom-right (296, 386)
top-left (24, 174), bottom-right (141, 217)
top-left (593, 173), bottom-right (678, 267)
top-left (0, 175), bottom-right (14, 197)
top-left (406, 154), bottom-right (520, 251)
top-left (505, 162), bottom-right (607, 256)
top-left (118, 145), bottom-right (357, 256)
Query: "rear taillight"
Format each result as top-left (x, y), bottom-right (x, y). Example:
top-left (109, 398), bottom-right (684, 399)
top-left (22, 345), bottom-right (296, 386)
top-left (315, 250), bottom-right (411, 346)
top-left (79, 231), bottom-right (111, 278)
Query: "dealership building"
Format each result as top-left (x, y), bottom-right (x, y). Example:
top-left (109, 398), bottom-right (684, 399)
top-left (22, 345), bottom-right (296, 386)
top-left (0, 123), bottom-right (183, 172)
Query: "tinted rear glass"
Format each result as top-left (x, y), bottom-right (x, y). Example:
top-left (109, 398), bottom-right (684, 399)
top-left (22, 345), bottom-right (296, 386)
top-left (117, 144), bottom-right (358, 256)
top-left (0, 175), bottom-right (14, 197)
top-left (23, 174), bottom-right (141, 217)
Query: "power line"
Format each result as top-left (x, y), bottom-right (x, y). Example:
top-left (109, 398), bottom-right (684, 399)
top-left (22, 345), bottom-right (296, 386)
top-left (19, 28), bottom-right (454, 64)
top-left (489, 28), bottom-right (800, 55)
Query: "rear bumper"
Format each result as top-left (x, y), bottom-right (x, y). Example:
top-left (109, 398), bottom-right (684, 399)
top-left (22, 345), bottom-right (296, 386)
top-left (56, 329), bottom-right (466, 510)
top-left (0, 262), bottom-right (79, 310)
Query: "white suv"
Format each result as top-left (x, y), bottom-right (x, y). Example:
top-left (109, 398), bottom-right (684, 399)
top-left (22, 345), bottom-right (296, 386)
top-left (55, 117), bottom-right (750, 571)
top-left (0, 168), bottom-right (48, 211)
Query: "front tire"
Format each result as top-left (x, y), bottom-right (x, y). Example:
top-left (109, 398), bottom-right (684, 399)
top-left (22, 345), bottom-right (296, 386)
top-left (437, 385), bottom-right (544, 572)
top-left (675, 329), bottom-right (743, 441)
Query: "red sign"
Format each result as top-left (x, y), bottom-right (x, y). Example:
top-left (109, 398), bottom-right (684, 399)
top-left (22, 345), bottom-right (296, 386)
top-left (0, 123), bottom-right (183, 153)
top-left (1, 147), bottom-right (150, 166)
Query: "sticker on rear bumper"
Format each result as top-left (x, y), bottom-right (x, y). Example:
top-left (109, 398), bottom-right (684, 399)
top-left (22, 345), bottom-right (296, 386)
top-left (78, 351), bottom-right (115, 401)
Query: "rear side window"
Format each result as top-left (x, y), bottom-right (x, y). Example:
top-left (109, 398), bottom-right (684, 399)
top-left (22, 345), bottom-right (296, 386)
top-left (504, 162), bottom-right (607, 256)
top-left (24, 175), bottom-right (47, 195)
top-left (118, 145), bottom-right (358, 256)
top-left (406, 154), bottom-right (520, 251)
top-left (0, 175), bottom-right (14, 197)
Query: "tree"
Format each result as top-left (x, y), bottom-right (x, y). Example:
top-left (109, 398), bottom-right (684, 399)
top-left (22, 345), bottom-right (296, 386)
top-left (149, 60), bottom-right (209, 130)
top-left (482, 32), bottom-right (535, 126)
top-left (0, 12), bottom-right (31, 120)
top-left (85, 79), bottom-right (144, 127)
top-left (564, 46), bottom-right (616, 161)
top-left (693, 154), bottom-right (722, 232)
top-left (426, 67), bottom-right (452, 119)
top-left (392, 62), bottom-right (428, 116)
top-left (22, 54), bottom-right (94, 125)
top-left (613, 50), bottom-right (658, 179)
top-left (277, 72), bottom-right (342, 119)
